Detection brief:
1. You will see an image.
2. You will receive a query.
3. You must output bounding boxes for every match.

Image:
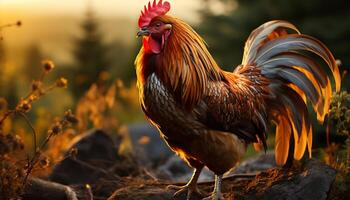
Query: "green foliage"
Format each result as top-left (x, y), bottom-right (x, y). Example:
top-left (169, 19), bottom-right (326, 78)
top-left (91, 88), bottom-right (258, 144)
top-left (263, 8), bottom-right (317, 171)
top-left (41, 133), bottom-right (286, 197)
top-left (329, 91), bottom-right (350, 137)
top-left (197, 0), bottom-right (350, 88)
top-left (317, 90), bottom-right (350, 198)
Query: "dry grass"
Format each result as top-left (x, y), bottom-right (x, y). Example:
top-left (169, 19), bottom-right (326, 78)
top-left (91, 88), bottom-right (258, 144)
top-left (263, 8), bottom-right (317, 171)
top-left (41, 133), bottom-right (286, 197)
top-left (0, 60), bottom-right (77, 199)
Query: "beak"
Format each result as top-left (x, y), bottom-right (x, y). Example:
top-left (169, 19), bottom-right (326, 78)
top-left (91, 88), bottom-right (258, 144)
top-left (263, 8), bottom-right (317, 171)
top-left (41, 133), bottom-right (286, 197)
top-left (137, 28), bottom-right (150, 37)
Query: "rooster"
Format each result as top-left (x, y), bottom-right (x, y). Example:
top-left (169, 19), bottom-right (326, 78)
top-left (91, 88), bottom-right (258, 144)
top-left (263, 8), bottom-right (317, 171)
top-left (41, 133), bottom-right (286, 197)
top-left (135, 1), bottom-right (341, 200)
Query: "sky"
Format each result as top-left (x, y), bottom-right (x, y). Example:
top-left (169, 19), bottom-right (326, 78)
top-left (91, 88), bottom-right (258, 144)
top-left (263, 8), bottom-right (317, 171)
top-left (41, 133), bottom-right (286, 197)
top-left (0, 0), bottom-right (203, 69)
top-left (0, 0), bottom-right (201, 20)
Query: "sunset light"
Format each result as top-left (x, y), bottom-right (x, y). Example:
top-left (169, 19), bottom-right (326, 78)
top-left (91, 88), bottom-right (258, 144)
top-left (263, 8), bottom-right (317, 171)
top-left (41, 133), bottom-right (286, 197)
top-left (0, 0), bottom-right (349, 199)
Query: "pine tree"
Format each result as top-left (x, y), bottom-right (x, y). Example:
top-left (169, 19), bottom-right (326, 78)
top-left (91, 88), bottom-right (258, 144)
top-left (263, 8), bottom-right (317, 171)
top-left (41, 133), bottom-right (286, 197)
top-left (23, 44), bottom-right (43, 81)
top-left (72, 8), bottom-right (111, 99)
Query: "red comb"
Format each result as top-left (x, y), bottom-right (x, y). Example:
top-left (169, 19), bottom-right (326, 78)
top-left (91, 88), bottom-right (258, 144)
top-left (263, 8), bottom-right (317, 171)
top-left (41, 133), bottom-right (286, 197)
top-left (138, 0), bottom-right (171, 28)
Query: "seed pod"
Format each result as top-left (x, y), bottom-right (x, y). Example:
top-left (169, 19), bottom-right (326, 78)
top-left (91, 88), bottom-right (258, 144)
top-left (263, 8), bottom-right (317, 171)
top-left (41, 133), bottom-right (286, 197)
top-left (64, 110), bottom-right (79, 124)
top-left (56, 77), bottom-right (68, 88)
top-left (42, 60), bottom-right (55, 72)
top-left (69, 148), bottom-right (78, 160)
top-left (51, 124), bottom-right (62, 135)
top-left (18, 100), bottom-right (32, 112)
top-left (31, 81), bottom-right (41, 91)
top-left (39, 156), bottom-right (50, 168)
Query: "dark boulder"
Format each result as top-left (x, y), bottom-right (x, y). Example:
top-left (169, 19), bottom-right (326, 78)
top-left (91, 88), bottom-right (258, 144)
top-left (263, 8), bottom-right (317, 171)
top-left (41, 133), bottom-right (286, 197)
top-left (49, 129), bottom-right (121, 185)
top-left (233, 151), bottom-right (276, 174)
top-left (127, 123), bottom-right (173, 167)
top-left (242, 159), bottom-right (337, 200)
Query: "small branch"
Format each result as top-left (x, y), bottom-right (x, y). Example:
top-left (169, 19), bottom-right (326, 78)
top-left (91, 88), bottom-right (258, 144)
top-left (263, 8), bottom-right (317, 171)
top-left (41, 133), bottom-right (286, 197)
top-left (43, 84), bottom-right (57, 93)
top-left (0, 21), bottom-right (21, 30)
top-left (22, 131), bottom-right (56, 186)
top-left (16, 111), bottom-right (37, 153)
top-left (70, 158), bottom-right (120, 180)
top-left (0, 110), bottom-right (15, 125)
top-left (141, 167), bottom-right (158, 181)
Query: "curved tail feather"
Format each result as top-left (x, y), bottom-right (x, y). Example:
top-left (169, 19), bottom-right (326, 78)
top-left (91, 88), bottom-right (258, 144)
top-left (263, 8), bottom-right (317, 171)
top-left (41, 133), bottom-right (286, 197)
top-left (241, 20), bottom-right (341, 165)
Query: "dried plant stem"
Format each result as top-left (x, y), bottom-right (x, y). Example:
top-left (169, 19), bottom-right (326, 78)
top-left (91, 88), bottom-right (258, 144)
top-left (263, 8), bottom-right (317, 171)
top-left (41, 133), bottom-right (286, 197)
top-left (0, 110), bottom-right (15, 125)
top-left (39, 71), bottom-right (46, 82)
top-left (0, 22), bottom-right (19, 30)
top-left (43, 84), bottom-right (57, 93)
top-left (22, 130), bottom-right (55, 186)
top-left (71, 158), bottom-right (120, 180)
top-left (0, 110), bottom-right (38, 153)
top-left (17, 111), bottom-right (37, 153)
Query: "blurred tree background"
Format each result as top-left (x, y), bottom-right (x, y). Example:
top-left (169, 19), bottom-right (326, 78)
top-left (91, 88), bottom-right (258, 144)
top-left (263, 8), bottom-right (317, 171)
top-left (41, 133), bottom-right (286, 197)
top-left (198, 0), bottom-right (350, 88)
top-left (71, 8), bottom-right (111, 99)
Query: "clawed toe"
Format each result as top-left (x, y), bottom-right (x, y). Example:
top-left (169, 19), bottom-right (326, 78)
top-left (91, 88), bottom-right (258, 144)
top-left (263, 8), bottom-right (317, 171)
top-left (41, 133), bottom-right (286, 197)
top-left (167, 184), bottom-right (205, 200)
top-left (201, 193), bottom-right (224, 200)
top-left (166, 184), bottom-right (184, 191)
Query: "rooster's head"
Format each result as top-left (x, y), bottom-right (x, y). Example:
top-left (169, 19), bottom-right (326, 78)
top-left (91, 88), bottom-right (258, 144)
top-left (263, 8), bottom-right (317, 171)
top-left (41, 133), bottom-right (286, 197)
top-left (137, 0), bottom-right (172, 54)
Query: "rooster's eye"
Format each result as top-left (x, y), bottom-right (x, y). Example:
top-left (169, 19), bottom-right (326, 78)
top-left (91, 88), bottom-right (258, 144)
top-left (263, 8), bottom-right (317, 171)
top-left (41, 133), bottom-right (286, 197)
top-left (156, 23), bottom-right (161, 28)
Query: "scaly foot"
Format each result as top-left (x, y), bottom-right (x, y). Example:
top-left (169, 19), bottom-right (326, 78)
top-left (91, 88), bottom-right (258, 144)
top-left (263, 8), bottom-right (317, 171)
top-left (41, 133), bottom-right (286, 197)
top-left (203, 175), bottom-right (224, 200)
top-left (201, 192), bottom-right (224, 200)
top-left (167, 184), bottom-right (206, 200)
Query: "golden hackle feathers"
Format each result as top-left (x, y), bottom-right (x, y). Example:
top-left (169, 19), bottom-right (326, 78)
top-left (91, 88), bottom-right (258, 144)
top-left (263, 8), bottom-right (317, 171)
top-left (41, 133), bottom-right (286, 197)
top-left (136, 15), bottom-right (224, 108)
top-left (241, 20), bottom-right (341, 165)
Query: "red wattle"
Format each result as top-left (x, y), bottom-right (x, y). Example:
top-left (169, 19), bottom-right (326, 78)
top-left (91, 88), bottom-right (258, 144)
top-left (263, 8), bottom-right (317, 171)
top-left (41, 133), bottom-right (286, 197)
top-left (143, 36), bottom-right (161, 54)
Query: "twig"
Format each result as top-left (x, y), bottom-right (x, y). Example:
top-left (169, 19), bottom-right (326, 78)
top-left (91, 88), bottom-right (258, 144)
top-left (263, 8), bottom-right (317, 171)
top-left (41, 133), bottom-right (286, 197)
top-left (43, 84), bottom-right (57, 93)
top-left (0, 110), bottom-right (14, 125)
top-left (70, 158), bottom-right (120, 180)
top-left (22, 130), bottom-right (55, 186)
top-left (16, 111), bottom-right (37, 153)
top-left (0, 21), bottom-right (21, 30)
top-left (141, 167), bottom-right (158, 181)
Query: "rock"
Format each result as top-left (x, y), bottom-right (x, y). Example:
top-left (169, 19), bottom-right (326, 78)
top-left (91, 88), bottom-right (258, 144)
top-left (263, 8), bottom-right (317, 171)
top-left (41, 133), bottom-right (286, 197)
top-left (22, 178), bottom-right (79, 200)
top-left (232, 151), bottom-right (276, 174)
top-left (127, 123), bottom-right (173, 167)
top-left (235, 159), bottom-right (337, 200)
top-left (49, 129), bottom-right (121, 185)
top-left (107, 159), bottom-right (337, 200)
top-left (157, 155), bottom-right (213, 182)
top-left (127, 123), bottom-right (213, 182)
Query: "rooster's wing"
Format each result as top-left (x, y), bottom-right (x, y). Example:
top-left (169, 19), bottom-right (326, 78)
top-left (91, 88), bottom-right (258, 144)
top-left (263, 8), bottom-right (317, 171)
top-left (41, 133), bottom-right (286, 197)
top-left (199, 71), bottom-right (269, 149)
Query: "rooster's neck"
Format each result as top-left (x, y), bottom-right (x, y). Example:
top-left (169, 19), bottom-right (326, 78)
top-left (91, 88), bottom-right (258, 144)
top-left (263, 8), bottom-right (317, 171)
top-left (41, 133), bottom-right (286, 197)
top-left (136, 17), bottom-right (225, 108)
top-left (140, 52), bottom-right (158, 82)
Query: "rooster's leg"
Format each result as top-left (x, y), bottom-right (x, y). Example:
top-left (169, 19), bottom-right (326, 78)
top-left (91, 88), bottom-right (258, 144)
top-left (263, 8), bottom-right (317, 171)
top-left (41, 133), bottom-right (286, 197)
top-left (202, 174), bottom-right (224, 200)
top-left (167, 167), bottom-right (205, 199)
